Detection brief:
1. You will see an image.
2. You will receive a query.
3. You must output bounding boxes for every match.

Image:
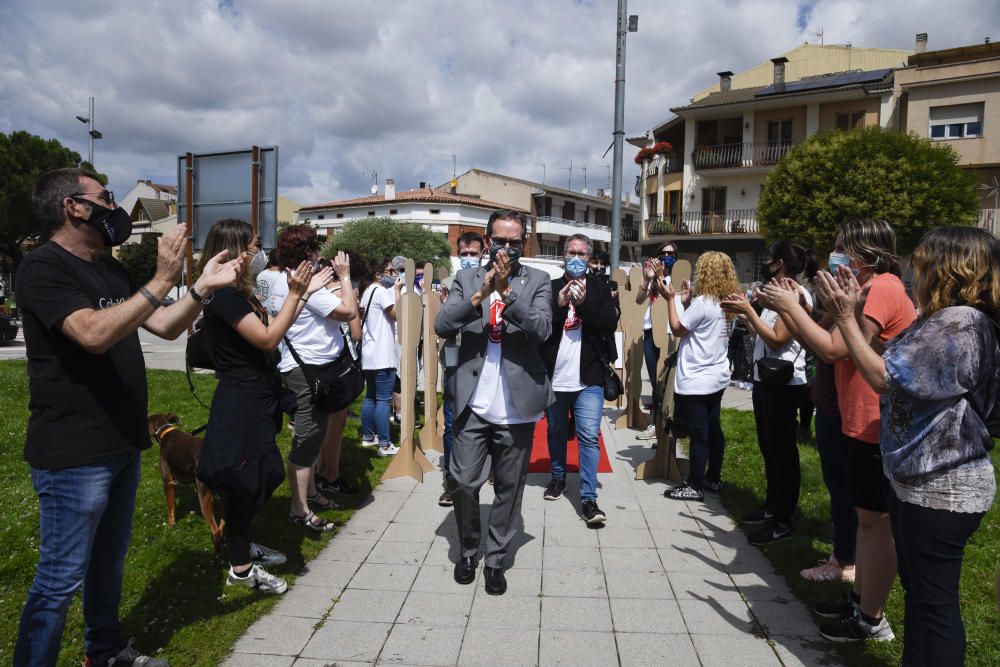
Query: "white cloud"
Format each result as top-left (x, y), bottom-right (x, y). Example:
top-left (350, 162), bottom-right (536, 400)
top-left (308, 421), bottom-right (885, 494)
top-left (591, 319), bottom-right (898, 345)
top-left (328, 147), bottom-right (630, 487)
top-left (1, 0), bottom-right (995, 205)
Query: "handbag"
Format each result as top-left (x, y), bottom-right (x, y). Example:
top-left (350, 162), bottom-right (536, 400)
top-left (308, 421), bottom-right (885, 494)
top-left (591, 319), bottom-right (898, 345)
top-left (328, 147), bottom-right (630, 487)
top-left (185, 318), bottom-right (216, 370)
top-left (586, 330), bottom-right (623, 401)
top-left (755, 345), bottom-right (803, 386)
top-left (284, 337), bottom-right (364, 413)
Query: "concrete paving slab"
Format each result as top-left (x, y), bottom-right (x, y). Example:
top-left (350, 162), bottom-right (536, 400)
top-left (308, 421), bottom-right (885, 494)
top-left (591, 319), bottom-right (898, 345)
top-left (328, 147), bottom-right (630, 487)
top-left (397, 590), bottom-right (473, 627)
top-left (232, 614), bottom-right (318, 656)
top-left (348, 562), bottom-right (419, 591)
top-left (457, 627), bottom-right (539, 667)
top-left (496, 567), bottom-right (542, 597)
top-left (411, 564), bottom-right (479, 596)
top-left (677, 598), bottom-right (761, 636)
top-left (539, 630), bottom-right (618, 667)
top-left (314, 537), bottom-right (379, 562)
top-left (539, 596), bottom-right (613, 632)
top-left (668, 570), bottom-right (741, 600)
top-left (222, 653), bottom-right (295, 667)
top-left (381, 522), bottom-right (440, 543)
top-left (770, 634), bottom-right (848, 666)
top-left (541, 565), bottom-right (607, 598)
top-left (609, 597), bottom-right (689, 634)
top-left (616, 632), bottom-right (701, 666)
top-left (377, 624), bottom-right (464, 666)
top-left (691, 634), bottom-right (782, 666)
top-left (300, 620), bottom-right (391, 663)
top-left (467, 591), bottom-right (541, 629)
top-left (747, 599), bottom-right (819, 636)
top-left (599, 546), bottom-right (663, 572)
top-left (328, 588), bottom-right (408, 623)
top-left (541, 545), bottom-right (602, 570)
top-left (605, 569), bottom-right (674, 599)
top-left (365, 539), bottom-right (431, 566)
top-left (594, 525), bottom-right (656, 549)
top-left (296, 558), bottom-right (360, 590)
top-left (270, 584), bottom-right (343, 619)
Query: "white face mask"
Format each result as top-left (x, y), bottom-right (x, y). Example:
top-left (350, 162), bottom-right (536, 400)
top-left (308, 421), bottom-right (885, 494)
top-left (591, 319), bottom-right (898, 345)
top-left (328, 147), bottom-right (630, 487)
top-left (249, 249), bottom-right (268, 276)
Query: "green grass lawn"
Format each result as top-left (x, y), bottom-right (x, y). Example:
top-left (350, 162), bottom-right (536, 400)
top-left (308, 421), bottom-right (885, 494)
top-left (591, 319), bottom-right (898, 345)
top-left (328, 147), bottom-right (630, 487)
top-left (717, 409), bottom-right (1000, 666)
top-left (0, 360), bottom-right (394, 666)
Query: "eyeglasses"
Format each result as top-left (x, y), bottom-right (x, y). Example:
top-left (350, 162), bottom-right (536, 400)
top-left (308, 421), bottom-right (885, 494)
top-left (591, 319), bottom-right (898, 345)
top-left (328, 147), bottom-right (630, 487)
top-left (565, 250), bottom-right (589, 258)
top-left (458, 250), bottom-right (481, 258)
top-left (490, 237), bottom-right (524, 251)
top-left (660, 250), bottom-right (677, 257)
top-left (70, 189), bottom-right (115, 206)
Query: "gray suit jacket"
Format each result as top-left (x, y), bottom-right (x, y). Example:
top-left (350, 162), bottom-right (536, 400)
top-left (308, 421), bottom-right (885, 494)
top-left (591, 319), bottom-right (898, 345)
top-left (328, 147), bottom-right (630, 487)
top-left (435, 262), bottom-right (554, 420)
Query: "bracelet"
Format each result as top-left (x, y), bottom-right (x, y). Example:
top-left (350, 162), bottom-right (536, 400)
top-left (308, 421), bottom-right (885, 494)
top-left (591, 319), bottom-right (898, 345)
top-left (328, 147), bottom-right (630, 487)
top-left (138, 286), bottom-right (160, 309)
top-left (298, 295), bottom-right (309, 304)
top-left (189, 284), bottom-right (213, 305)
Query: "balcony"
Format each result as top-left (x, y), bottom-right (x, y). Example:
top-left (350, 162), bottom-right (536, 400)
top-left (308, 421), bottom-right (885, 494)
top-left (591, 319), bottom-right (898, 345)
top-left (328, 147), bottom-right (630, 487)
top-left (535, 216), bottom-right (611, 243)
top-left (692, 141), bottom-right (797, 170)
top-left (646, 209), bottom-right (759, 236)
top-left (642, 155), bottom-right (682, 178)
top-left (621, 220), bottom-right (640, 242)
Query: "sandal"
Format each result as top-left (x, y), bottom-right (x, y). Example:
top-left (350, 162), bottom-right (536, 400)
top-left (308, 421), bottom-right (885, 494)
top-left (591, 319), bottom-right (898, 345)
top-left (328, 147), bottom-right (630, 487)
top-left (288, 510), bottom-right (337, 533)
top-left (307, 493), bottom-right (342, 511)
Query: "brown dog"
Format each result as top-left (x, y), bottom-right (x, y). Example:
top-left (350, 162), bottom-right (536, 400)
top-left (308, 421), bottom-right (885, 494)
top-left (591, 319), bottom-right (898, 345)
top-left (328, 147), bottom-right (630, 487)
top-left (148, 413), bottom-right (224, 553)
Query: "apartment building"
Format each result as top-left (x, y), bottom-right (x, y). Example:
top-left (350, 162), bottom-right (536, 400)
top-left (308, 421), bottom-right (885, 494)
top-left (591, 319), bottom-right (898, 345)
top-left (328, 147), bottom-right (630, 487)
top-left (631, 43), bottom-right (911, 282)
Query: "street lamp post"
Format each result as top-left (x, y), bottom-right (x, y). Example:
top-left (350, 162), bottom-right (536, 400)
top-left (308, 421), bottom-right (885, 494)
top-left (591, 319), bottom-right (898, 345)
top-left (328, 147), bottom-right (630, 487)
top-left (609, 2), bottom-right (637, 271)
top-left (75, 96), bottom-right (102, 167)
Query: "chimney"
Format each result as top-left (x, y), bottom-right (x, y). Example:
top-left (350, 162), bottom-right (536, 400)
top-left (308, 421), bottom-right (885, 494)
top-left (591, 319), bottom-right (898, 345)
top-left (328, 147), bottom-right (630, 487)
top-left (717, 71), bottom-right (734, 92)
top-left (770, 57), bottom-right (789, 88)
top-left (915, 33), bottom-right (928, 53)
top-left (419, 181), bottom-right (427, 189)
top-left (385, 178), bottom-right (395, 200)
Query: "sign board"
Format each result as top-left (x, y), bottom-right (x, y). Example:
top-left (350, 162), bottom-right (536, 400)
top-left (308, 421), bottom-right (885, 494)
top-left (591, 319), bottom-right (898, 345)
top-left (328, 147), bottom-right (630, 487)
top-left (177, 146), bottom-right (278, 251)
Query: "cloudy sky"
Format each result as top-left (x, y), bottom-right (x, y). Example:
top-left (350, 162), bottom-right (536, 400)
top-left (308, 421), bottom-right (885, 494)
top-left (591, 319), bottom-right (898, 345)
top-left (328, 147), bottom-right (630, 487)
top-left (1, 0), bottom-right (995, 207)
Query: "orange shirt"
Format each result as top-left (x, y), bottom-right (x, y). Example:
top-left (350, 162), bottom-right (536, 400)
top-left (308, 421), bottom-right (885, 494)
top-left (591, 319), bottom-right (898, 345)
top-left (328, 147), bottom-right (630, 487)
top-left (834, 272), bottom-right (916, 444)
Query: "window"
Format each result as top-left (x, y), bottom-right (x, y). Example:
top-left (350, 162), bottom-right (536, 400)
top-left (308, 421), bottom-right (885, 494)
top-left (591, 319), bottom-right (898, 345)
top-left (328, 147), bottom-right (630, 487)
top-left (541, 242), bottom-right (558, 256)
top-left (767, 119), bottom-right (793, 144)
top-left (929, 103), bottom-right (984, 140)
top-left (389, 209), bottom-right (397, 215)
top-left (562, 201), bottom-right (576, 221)
top-left (336, 213), bottom-right (344, 219)
top-left (835, 111), bottom-right (866, 131)
top-left (368, 211), bottom-right (375, 216)
top-left (430, 209), bottom-right (441, 215)
top-left (317, 214), bottom-right (325, 220)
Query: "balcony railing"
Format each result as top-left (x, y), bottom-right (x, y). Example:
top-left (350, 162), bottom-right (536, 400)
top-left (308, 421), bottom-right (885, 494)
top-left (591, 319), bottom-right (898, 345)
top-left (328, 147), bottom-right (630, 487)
top-left (979, 208), bottom-right (999, 236)
top-left (646, 209), bottom-right (759, 236)
top-left (536, 215), bottom-right (609, 232)
top-left (621, 220), bottom-right (640, 242)
top-left (692, 141), bottom-right (797, 170)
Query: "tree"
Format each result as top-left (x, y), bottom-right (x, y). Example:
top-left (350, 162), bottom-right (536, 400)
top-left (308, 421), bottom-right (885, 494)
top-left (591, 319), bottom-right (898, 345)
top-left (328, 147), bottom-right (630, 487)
top-left (320, 218), bottom-right (453, 274)
top-left (757, 127), bottom-right (979, 255)
top-left (0, 131), bottom-right (107, 273)
top-left (118, 233), bottom-right (160, 286)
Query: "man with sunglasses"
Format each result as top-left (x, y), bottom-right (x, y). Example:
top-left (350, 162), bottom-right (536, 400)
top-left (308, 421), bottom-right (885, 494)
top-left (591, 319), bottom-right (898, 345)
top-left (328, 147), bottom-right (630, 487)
top-left (14, 169), bottom-right (243, 667)
top-left (435, 209), bottom-right (553, 596)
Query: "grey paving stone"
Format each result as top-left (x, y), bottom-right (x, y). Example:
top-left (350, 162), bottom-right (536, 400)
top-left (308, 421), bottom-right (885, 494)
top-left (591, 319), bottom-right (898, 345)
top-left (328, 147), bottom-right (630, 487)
top-left (729, 570), bottom-right (792, 600)
top-left (690, 634), bottom-right (783, 666)
top-left (328, 588), bottom-right (408, 623)
top-left (270, 584), bottom-right (342, 619)
top-left (539, 630), bottom-right (618, 667)
top-left (300, 620), bottom-right (391, 662)
top-left (232, 614), bottom-right (318, 656)
top-left (541, 565), bottom-right (607, 598)
top-left (457, 627), bottom-right (539, 667)
top-left (540, 596), bottom-right (613, 632)
top-left (605, 569), bottom-right (673, 599)
top-left (600, 547), bottom-right (663, 572)
top-left (542, 525), bottom-right (599, 548)
top-left (602, 510), bottom-right (650, 529)
top-left (411, 564), bottom-right (479, 597)
top-left (770, 634), bottom-right (848, 666)
top-left (616, 632), bottom-right (700, 666)
top-left (337, 520), bottom-right (390, 541)
top-left (398, 591), bottom-right (473, 626)
top-left (541, 545), bottom-right (603, 570)
top-left (381, 522), bottom-right (439, 543)
top-left (595, 525), bottom-right (656, 549)
top-left (658, 546), bottom-right (727, 573)
top-left (500, 566), bottom-right (542, 596)
top-left (506, 542), bottom-right (543, 570)
top-left (668, 570), bottom-right (741, 600)
top-left (649, 527), bottom-right (715, 551)
top-left (422, 536), bottom-right (460, 566)
top-left (392, 501), bottom-right (453, 525)
top-left (348, 562), bottom-right (419, 591)
top-left (377, 624), bottom-right (464, 666)
top-left (468, 591), bottom-right (541, 629)
top-left (747, 599), bottom-right (819, 636)
top-left (314, 537), bottom-right (379, 562)
top-left (365, 539), bottom-right (431, 566)
top-left (297, 557), bottom-right (360, 590)
top-left (222, 653), bottom-right (295, 667)
top-left (610, 597), bottom-right (689, 634)
top-left (677, 598), bottom-right (761, 636)
top-left (292, 660), bottom-right (370, 667)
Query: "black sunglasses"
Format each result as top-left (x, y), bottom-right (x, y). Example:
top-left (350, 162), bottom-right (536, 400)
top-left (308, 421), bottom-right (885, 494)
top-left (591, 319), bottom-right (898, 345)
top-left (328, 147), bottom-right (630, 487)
top-left (70, 189), bottom-right (115, 206)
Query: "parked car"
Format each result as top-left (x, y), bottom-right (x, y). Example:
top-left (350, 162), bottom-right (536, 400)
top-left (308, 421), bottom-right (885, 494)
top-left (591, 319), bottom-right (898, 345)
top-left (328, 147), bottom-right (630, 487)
top-left (0, 313), bottom-right (18, 343)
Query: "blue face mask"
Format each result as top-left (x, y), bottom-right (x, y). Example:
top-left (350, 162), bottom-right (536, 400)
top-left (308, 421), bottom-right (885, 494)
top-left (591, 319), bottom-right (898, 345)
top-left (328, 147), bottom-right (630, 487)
top-left (459, 257), bottom-right (479, 270)
top-left (379, 275), bottom-right (396, 288)
top-left (828, 252), bottom-right (851, 273)
top-left (564, 256), bottom-right (588, 278)
top-left (661, 255), bottom-right (677, 269)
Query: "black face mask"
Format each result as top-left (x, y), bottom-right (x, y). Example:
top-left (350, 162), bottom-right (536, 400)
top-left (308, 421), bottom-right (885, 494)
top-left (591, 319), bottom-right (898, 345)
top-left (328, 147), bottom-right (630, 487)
top-left (589, 266), bottom-right (609, 281)
top-left (489, 244), bottom-right (521, 267)
top-left (80, 201), bottom-right (133, 247)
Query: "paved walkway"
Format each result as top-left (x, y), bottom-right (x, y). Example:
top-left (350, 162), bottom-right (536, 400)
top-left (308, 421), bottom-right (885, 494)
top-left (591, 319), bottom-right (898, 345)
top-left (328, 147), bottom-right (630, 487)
top-left (224, 415), bottom-right (841, 667)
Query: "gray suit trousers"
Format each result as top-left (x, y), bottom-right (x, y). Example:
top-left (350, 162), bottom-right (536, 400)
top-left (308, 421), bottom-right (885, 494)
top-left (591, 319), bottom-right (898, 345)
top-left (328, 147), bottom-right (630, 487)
top-left (450, 407), bottom-right (535, 568)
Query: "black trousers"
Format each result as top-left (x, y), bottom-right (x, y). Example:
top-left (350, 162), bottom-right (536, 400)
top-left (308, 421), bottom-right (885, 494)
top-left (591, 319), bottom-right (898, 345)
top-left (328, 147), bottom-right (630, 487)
top-left (224, 495), bottom-right (254, 566)
top-left (890, 490), bottom-right (985, 667)
top-left (751, 382), bottom-right (805, 524)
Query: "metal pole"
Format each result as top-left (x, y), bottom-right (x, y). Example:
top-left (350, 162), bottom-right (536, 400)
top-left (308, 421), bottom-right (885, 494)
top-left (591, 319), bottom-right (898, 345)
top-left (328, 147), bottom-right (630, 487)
top-left (88, 97), bottom-right (94, 166)
top-left (609, 0), bottom-right (628, 271)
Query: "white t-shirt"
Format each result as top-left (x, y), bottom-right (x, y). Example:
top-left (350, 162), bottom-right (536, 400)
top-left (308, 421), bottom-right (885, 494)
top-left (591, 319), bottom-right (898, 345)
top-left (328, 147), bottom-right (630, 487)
top-left (467, 292), bottom-right (539, 425)
top-left (272, 273), bottom-right (344, 372)
top-left (674, 295), bottom-right (732, 395)
top-left (752, 287), bottom-right (814, 385)
top-left (643, 286), bottom-right (684, 335)
top-left (361, 283), bottom-right (398, 370)
top-left (551, 303), bottom-right (585, 392)
top-left (255, 268), bottom-right (283, 316)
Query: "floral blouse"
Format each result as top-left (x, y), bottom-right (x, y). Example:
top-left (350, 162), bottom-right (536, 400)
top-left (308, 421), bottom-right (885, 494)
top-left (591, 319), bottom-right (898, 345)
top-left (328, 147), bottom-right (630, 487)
top-left (881, 306), bottom-right (998, 513)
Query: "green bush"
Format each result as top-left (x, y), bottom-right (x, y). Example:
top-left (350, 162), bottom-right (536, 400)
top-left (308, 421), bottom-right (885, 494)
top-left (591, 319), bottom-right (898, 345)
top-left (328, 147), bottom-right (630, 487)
top-left (320, 217), bottom-right (453, 274)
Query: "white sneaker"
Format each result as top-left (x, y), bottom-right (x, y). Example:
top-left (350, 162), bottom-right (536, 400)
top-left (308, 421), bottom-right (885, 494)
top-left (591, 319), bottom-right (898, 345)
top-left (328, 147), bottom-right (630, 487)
top-left (636, 425), bottom-right (657, 440)
top-left (360, 439), bottom-right (378, 448)
top-left (227, 564), bottom-right (288, 594)
top-left (249, 542), bottom-right (287, 567)
top-left (377, 444), bottom-right (400, 457)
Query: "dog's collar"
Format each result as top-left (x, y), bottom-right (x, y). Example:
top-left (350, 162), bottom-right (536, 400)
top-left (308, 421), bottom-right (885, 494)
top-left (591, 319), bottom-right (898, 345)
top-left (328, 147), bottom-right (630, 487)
top-left (153, 423), bottom-right (179, 442)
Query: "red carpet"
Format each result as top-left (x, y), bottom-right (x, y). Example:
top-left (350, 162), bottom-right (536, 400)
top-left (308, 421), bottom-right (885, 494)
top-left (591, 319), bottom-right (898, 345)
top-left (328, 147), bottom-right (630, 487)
top-left (528, 415), bottom-right (613, 473)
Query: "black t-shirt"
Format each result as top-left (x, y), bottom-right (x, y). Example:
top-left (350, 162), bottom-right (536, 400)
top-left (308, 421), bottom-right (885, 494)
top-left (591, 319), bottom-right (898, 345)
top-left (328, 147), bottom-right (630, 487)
top-left (203, 286), bottom-right (275, 382)
top-left (16, 242), bottom-right (148, 470)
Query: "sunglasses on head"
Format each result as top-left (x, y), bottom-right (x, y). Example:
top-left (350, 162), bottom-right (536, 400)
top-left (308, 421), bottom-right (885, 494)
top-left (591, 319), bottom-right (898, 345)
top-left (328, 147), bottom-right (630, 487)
top-left (70, 189), bottom-right (115, 206)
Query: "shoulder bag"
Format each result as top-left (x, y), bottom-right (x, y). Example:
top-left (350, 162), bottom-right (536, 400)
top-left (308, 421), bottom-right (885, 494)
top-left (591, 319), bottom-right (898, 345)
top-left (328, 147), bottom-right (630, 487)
top-left (755, 343), bottom-right (803, 386)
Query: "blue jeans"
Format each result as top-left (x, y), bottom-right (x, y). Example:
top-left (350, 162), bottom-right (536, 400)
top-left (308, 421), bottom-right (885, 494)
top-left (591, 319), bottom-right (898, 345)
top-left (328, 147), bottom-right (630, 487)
top-left (362, 368), bottom-right (396, 445)
top-left (15, 451), bottom-right (140, 666)
top-left (643, 329), bottom-right (660, 421)
top-left (676, 389), bottom-right (725, 490)
top-left (545, 385), bottom-right (604, 502)
top-left (442, 368), bottom-right (455, 480)
top-left (815, 409), bottom-right (857, 564)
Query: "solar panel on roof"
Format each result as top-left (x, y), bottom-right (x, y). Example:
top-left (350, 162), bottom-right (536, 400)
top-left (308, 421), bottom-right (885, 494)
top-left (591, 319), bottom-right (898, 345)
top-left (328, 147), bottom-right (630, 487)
top-left (755, 68), bottom-right (891, 97)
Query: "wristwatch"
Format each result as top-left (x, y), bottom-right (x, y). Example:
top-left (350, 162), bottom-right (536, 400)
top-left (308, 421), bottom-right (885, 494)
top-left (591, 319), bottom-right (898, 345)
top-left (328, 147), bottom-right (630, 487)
top-left (189, 284), bottom-right (213, 305)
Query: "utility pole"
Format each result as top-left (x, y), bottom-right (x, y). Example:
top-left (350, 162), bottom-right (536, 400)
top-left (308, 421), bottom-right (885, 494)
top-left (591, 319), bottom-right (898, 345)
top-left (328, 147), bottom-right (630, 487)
top-left (562, 159), bottom-right (574, 190)
top-left (610, 3), bottom-right (637, 271)
top-left (75, 96), bottom-right (102, 167)
top-left (451, 153), bottom-right (457, 178)
top-left (535, 162), bottom-right (546, 184)
top-left (581, 166), bottom-right (588, 194)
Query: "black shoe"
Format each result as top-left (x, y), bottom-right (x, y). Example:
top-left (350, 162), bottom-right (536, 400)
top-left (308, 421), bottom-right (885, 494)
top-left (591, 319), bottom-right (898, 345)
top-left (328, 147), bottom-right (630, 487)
top-left (317, 476), bottom-right (360, 495)
top-left (438, 478), bottom-right (457, 507)
top-left (102, 638), bottom-right (171, 666)
top-left (581, 500), bottom-right (607, 525)
top-left (543, 477), bottom-right (566, 501)
top-left (703, 479), bottom-right (722, 493)
top-left (454, 556), bottom-right (477, 585)
top-left (742, 506), bottom-right (773, 525)
top-left (814, 594), bottom-right (859, 619)
top-left (484, 566), bottom-right (507, 595)
top-left (748, 520), bottom-right (794, 546)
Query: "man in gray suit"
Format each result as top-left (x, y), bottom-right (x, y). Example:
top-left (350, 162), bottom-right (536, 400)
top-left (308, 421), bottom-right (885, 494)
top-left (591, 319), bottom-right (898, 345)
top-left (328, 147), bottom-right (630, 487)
top-left (434, 209), bottom-right (553, 596)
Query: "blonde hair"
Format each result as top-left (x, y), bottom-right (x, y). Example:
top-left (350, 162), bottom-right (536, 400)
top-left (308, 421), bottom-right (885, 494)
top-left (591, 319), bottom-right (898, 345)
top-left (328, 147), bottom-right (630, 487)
top-left (841, 219), bottom-right (899, 275)
top-left (911, 226), bottom-right (1000, 320)
top-left (693, 251), bottom-right (739, 318)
